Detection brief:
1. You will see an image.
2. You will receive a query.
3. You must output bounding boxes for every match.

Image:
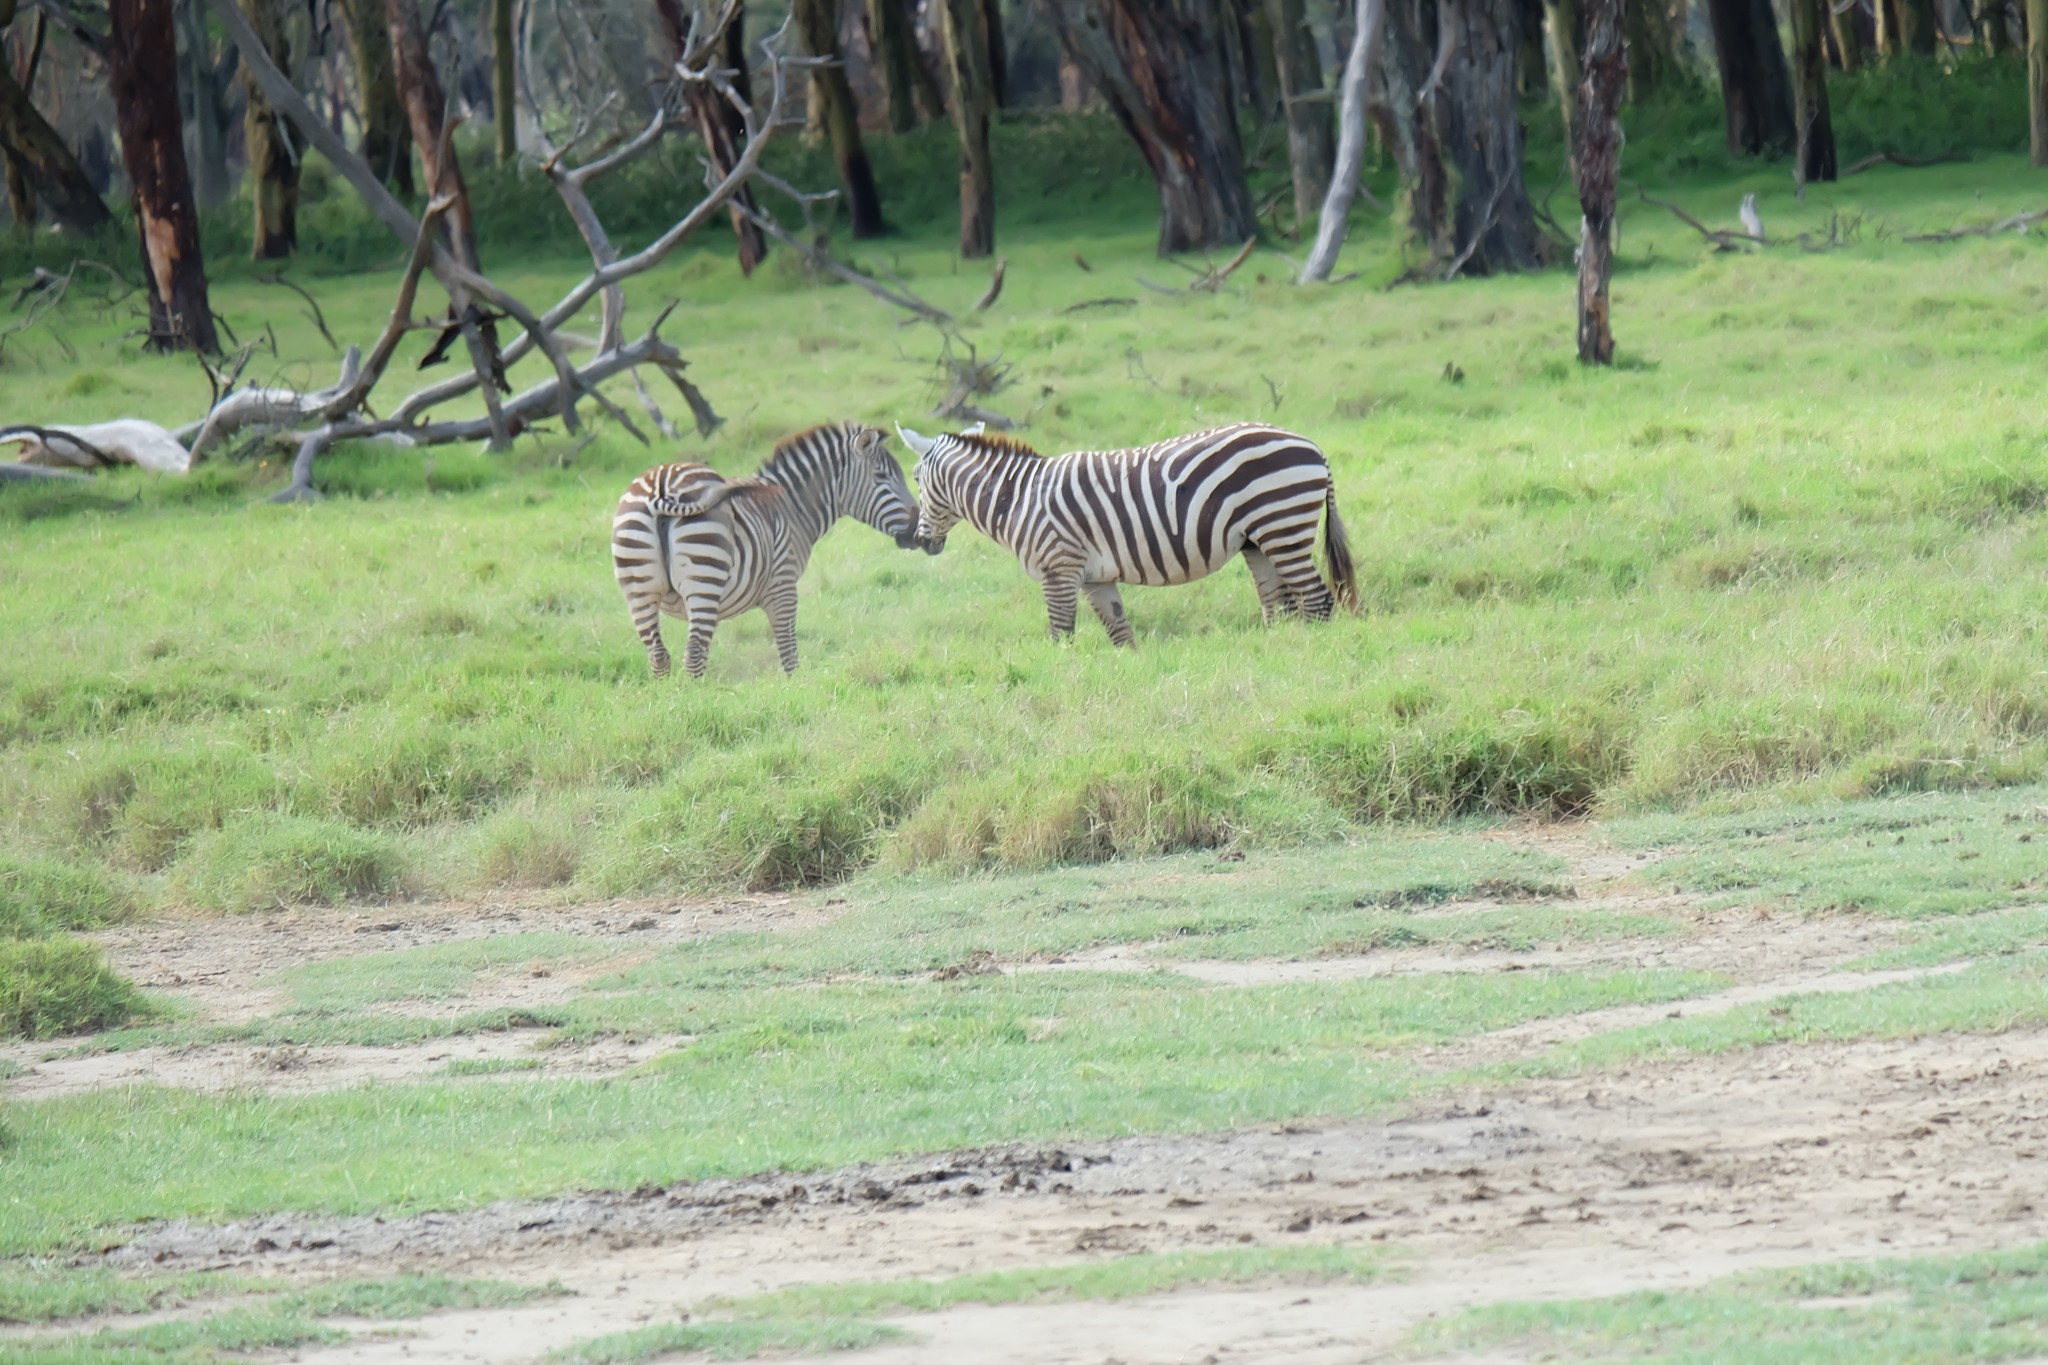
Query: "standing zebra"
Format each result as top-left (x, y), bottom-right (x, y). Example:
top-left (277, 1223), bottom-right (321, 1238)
top-left (612, 422), bottom-right (922, 677)
top-left (896, 421), bottom-right (1357, 645)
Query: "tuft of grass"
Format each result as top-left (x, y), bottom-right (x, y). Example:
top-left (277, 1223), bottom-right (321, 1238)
top-left (0, 1266), bottom-right (258, 1327)
top-left (167, 815), bottom-right (408, 913)
top-left (0, 938), bottom-right (151, 1040)
top-left (547, 1317), bottom-right (903, 1364)
top-left (1415, 1238), bottom-right (2048, 1364)
top-left (0, 856), bottom-right (135, 940)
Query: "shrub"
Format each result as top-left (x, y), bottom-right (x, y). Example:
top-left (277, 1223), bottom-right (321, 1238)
top-left (0, 856), bottom-right (134, 940)
top-left (170, 815), bottom-right (408, 913)
top-left (0, 937), bottom-right (150, 1039)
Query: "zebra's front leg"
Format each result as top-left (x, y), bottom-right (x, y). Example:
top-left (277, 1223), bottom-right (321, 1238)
top-left (1083, 582), bottom-right (1137, 648)
top-left (764, 579), bottom-right (801, 675)
top-left (1041, 571), bottom-right (1082, 643)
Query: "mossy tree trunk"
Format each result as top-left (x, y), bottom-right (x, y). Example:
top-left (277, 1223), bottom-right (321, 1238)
top-left (242, 0), bottom-right (300, 258)
top-left (1789, 0), bottom-right (1836, 181)
top-left (1624, 0), bottom-right (1682, 100)
top-left (1267, 0), bottom-right (1333, 225)
top-left (1542, 0), bottom-right (1581, 151)
top-left (386, 0), bottom-right (479, 268)
top-left (868, 0), bottom-right (923, 130)
top-left (107, 0), bottom-right (219, 352)
top-left (941, 0), bottom-right (996, 257)
top-left (1037, 0), bottom-right (1257, 255)
top-left (1705, 0), bottom-right (1797, 156)
top-left (793, 0), bottom-right (886, 238)
top-left (338, 0), bottom-right (413, 193)
top-left (1832, 0), bottom-right (1864, 71)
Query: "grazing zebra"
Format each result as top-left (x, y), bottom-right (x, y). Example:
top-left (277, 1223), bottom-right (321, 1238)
top-left (895, 421), bottom-right (1357, 645)
top-left (612, 422), bottom-right (921, 678)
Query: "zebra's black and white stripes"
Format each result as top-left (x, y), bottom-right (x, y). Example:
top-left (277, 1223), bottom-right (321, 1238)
top-left (897, 422), bottom-right (1357, 645)
top-left (612, 422), bottom-right (921, 678)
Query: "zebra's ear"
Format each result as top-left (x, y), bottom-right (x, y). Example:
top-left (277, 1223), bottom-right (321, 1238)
top-left (895, 425), bottom-right (936, 459)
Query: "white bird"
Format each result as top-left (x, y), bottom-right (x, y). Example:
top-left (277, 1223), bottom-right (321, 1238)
top-left (1739, 193), bottom-right (1765, 244)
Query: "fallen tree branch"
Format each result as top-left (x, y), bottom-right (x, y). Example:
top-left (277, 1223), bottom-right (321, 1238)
top-left (1843, 148), bottom-right (1968, 176)
top-left (1061, 297), bottom-right (1137, 313)
top-left (1901, 206), bottom-right (2048, 243)
top-left (972, 258), bottom-right (1007, 312)
top-left (731, 200), bottom-right (953, 323)
top-left (0, 462), bottom-right (91, 482)
top-left (1632, 184), bottom-right (1763, 251)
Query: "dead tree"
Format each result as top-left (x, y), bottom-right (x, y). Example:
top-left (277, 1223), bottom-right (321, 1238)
top-left (1038, 0), bottom-right (1258, 255)
top-left (211, 0), bottom-right (811, 499)
top-left (1267, 0), bottom-right (1333, 224)
top-left (1380, 0), bottom-right (1548, 277)
top-left (941, 0), bottom-right (997, 257)
top-left (387, 0), bottom-right (479, 266)
top-left (656, 0), bottom-right (766, 274)
top-left (1572, 0), bottom-right (1623, 364)
top-left (338, 0), bottom-right (413, 193)
top-left (0, 0), bottom-right (111, 233)
top-left (243, 0), bottom-right (299, 258)
top-left (1297, 0), bottom-right (1381, 281)
top-left (792, 0), bottom-right (885, 237)
top-left (1789, 0), bottom-right (1837, 183)
top-left (1706, 0), bottom-right (1797, 157)
top-left (107, 0), bottom-right (219, 352)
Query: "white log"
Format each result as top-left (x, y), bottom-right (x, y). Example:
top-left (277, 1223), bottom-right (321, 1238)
top-left (0, 421), bottom-right (192, 474)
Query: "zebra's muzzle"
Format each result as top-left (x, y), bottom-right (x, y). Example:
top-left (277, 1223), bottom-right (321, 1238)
top-left (894, 531), bottom-right (924, 551)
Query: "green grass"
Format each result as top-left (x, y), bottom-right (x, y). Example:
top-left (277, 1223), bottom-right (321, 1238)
top-left (0, 938), bottom-right (152, 1040)
top-left (272, 932), bottom-right (615, 1013)
top-left (1415, 1240), bottom-right (2048, 1364)
top-left (552, 1245), bottom-right (1389, 1363)
top-left (0, 1273), bottom-right (554, 1362)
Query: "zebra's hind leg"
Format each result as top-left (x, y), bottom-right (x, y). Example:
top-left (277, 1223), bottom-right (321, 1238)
top-left (681, 596), bottom-right (721, 679)
top-left (1083, 582), bottom-right (1137, 648)
top-left (764, 579), bottom-right (801, 674)
top-left (1260, 534), bottom-right (1338, 621)
top-left (1241, 546), bottom-right (1292, 624)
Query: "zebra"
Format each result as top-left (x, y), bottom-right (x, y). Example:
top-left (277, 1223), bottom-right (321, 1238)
top-left (894, 421), bottom-right (1357, 646)
top-left (612, 422), bottom-right (922, 678)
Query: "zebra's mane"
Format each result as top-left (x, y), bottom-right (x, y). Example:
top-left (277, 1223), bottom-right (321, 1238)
top-left (754, 422), bottom-right (863, 487)
top-left (953, 431), bottom-right (1043, 459)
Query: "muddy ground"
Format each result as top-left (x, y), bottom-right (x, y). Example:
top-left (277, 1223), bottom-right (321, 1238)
top-left (6, 836), bottom-right (2046, 1363)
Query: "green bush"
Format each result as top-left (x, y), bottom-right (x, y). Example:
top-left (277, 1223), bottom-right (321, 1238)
top-left (170, 815), bottom-right (408, 913)
top-left (0, 937), bottom-right (149, 1039)
top-left (0, 856), bottom-right (133, 940)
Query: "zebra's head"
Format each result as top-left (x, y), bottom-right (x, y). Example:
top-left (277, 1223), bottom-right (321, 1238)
top-left (896, 424), bottom-right (957, 556)
top-left (840, 424), bottom-right (924, 551)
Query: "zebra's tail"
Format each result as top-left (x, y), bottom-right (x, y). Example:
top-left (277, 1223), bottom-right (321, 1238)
top-left (1322, 487), bottom-right (1360, 613)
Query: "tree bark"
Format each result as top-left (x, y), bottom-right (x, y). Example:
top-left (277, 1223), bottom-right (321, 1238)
top-left (491, 0), bottom-right (515, 161)
top-left (979, 0), bottom-right (1009, 105)
top-left (1876, 0), bottom-right (1902, 55)
top-left (1573, 0), bottom-right (1623, 364)
top-left (0, 2), bottom-right (109, 233)
top-left (242, 0), bottom-right (299, 257)
top-left (1896, 0), bottom-right (1939, 51)
top-left (1242, 0), bottom-right (1279, 120)
top-left (654, 0), bottom-right (765, 274)
top-left (793, 0), bottom-right (885, 238)
top-left (1037, 0), bottom-right (1258, 255)
top-left (386, 0), bottom-right (479, 267)
top-left (4, 6), bottom-right (41, 227)
top-left (1706, 0), bottom-right (1797, 156)
top-left (1789, 0), bottom-right (1836, 182)
top-left (107, 0), bottom-right (219, 352)
top-left (1980, 0), bottom-right (2009, 55)
top-left (1831, 0), bottom-right (1863, 71)
top-left (1543, 0), bottom-right (1581, 149)
top-left (338, 0), bottom-right (413, 193)
top-left (1297, 0), bottom-right (1380, 281)
top-left (2032, 0), bottom-right (2048, 166)
top-left (868, 0), bottom-right (923, 129)
top-left (1267, 0), bottom-right (1333, 224)
top-left (941, 0), bottom-right (996, 257)
top-left (176, 0), bottom-right (230, 211)
top-left (1380, 0), bottom-right (1547, 276)
top-left (1624, 0), bottom-right (1681, 100)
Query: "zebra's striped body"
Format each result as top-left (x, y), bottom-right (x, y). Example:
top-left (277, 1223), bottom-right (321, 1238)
top-left (899, 422), bottom-right (1356, 645)
top-left (612, 422), bottom-right (920, 677)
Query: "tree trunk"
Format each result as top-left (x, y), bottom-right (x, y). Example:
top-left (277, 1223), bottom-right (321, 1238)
top-left (338, 0), bottom-right (413, 193)
top-left (1625, 0), bottom-right (1682, 99)
top-left (869, 0), bottom-right (923, 130)
top-left (979, 0), bottom-right (1009, 105)
top-left (1515, 0), bottom-right (1548, 96)
top-left (793, 0), bottom-right (885, 238)
top-left (1789, 0), bottom-right (1836, 181)
top-left (1242, 0), bottom-right (1280, 121)
top-left (1298, 0), bottom-right (1381, 281)
top-left (386, 0), bottom-right (479, 267)
top-left (2032, 0), bottom-right (2048, 165)
top-left (491, 0), bottom-right (515, 161)
top-left (1706, 0), bottom-right (1797, 156)
top-left (0, 2), bottom-right (110, 234)
top-left (1380, 0), bottom-right (1547, 276)
top-left (1267, 0), bottom-right (1334, 225)
top-left (1037, 0), bottom-right (1258, 255)
top-left (243, 0), bottom-right (299, 257)
top-left (1897, 0), bottom-right (1939, 51)
top-left (107, 0), bottom-right (219, 352)
top-left (654, 0), bottom-right (765, 274)
top-left (1876, 0), bottom-right (1902, 54)
top-left (4, 6), bottom-right (40, 227)
top-left (1980, 0), bottom-right (2009, 54)
top-left (941, 0), bottom-right (996, 257)
top-left (1832, 0), bottom-right (1864, 71)
top-left (175, 0), bottom-right (230, 211)
top-left (1543, 0), bottom-right (1581, 149)
top-left (1573, 0), bottom-right (1623, 364)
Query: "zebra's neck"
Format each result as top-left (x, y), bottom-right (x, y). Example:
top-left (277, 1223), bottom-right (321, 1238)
top-left (944, 442), bottom-right (1041, 548)
top-left (753, 461), bottom-right (851, 557)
